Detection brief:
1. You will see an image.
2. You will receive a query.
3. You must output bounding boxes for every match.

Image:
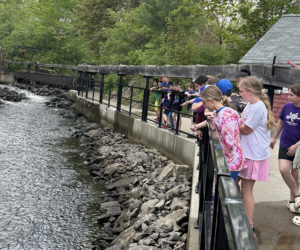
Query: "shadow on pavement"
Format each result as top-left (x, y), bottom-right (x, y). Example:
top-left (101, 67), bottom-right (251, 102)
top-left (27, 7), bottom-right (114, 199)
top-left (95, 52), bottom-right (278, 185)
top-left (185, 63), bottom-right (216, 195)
top-left (254, 200), bottom-right (300, 250)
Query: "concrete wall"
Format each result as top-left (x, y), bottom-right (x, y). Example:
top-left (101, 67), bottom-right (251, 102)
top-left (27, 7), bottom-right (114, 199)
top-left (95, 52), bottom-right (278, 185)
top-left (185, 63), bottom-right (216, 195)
top-left (73, 91), bottom-right (197, 166)
top-left (0, 74), bottom-right (14, 84)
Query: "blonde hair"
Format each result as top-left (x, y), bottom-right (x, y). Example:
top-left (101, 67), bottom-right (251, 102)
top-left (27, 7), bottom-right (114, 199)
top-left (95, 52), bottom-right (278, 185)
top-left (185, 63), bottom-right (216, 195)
top-left (206, 77), bottom-right (219, 85)
top-left (201, 85), bottom-right (231, 107)
top-left (240, 76), bottom-right (276, 129)
top-left (201, 85), bottom-right (222, 102)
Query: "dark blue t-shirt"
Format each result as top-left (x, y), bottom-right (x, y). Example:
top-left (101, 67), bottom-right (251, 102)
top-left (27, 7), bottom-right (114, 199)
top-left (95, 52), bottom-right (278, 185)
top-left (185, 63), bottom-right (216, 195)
top-left (279, 102), bottom-right (300, 148)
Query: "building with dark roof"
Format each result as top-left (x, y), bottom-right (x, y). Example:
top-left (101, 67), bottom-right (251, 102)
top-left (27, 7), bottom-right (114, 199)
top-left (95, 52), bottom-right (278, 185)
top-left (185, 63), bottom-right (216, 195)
top-left (239, 14), bottom-right (300, 65)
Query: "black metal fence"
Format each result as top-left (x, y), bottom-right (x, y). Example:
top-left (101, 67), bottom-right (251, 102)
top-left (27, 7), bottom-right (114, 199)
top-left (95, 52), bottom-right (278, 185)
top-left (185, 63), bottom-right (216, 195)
top-left (197, 123), bottom-right (258, 249)
top-left (75, 71), bottom-right (195, 137)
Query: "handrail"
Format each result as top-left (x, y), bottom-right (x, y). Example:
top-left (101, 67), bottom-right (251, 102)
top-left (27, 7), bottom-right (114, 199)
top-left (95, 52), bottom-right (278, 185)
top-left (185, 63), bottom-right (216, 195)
top-left (4, 59), bottom-right (300, 87)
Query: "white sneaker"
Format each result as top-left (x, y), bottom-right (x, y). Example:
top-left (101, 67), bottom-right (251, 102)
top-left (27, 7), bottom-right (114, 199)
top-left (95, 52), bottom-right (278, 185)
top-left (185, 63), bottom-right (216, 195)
top-left (287, 201), bottom-right (300, 214)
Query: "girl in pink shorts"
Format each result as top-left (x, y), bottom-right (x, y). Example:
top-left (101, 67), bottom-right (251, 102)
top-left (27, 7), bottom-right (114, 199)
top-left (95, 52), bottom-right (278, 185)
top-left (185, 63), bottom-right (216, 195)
top-left (238, 76), bottom-right (276, 232)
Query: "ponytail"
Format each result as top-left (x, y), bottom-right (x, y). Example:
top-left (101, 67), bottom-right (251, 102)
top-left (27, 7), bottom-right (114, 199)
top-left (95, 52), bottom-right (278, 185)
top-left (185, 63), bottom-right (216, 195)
top-left (260, 92), bottom-right (276, 129)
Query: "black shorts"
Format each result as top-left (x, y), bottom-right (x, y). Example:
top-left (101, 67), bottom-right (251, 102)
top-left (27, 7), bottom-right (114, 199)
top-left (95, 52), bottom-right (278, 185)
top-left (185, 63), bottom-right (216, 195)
top-left (278, 146), bottom-right (295, 161)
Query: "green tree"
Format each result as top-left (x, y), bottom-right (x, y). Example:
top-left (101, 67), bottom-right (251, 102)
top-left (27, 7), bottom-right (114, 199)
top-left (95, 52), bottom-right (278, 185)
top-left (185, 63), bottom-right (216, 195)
top-left (239, 0), bottom-right (300, 52)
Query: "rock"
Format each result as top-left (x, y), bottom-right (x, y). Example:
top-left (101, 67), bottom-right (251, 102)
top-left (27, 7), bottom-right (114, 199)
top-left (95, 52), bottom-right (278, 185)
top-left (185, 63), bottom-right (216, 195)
top-left (165, 184), bottom-right (185, 200)
top-left (173, 165), bottom-right (192, 182)
top-left (154, 199), bottom-right (165, 210)
top-left (154, 208), bottom-right (188, 230)
top-left (126, 152), bottom-right (150, 165)
top-left (98, 145), bottom-right (113, 155)
top-left (99, 201), bottom-right (122, 221)
top-left (104, 163), bottom-right (122, 175)
top-left (170, 197), bottom-right (188, 211)
top-left (140, 199), bottom-right (159, 214)
top-left (157, 163), bottom-right (175, 181)
top-left (84, 129), bottom-right (100, 138)
top-left (128, 245), bottom-right (159, 250)
top-left (168, 232), bottom-right (181, 241)
top-left (56, 100), bottom-right (73, 108)
top-left (113, 208), bottom-right (139, 231)
top-left (105, 244), bottom-right (123, 250)
top-left (111, 225), bottom-right (136, 248)
top-left (106, 177), bottom-right (136, 190)
top-left (138, 238), bottom-right (156, 246)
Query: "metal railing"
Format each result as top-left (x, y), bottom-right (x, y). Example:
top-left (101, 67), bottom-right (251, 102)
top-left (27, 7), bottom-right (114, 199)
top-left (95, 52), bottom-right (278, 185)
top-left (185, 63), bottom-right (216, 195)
top-left (196, 121), bottom-right (259, 249)
top-left (75, 71), bottom-right (196, 137)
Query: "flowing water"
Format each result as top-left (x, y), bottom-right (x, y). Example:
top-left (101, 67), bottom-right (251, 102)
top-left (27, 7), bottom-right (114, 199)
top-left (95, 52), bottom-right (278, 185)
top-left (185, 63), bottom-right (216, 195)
top-left (0, 85), bottom-right (103, 249)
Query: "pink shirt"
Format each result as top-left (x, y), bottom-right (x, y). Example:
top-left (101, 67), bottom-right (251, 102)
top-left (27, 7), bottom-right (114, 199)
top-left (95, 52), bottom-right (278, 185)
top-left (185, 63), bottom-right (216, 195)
top-left (214, 107), bottom-right (247, 171)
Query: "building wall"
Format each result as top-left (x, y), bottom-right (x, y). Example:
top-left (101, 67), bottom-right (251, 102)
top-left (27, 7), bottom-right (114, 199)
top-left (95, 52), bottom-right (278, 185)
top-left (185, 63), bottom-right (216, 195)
top-left (272, 92), bottom-right (289, 121)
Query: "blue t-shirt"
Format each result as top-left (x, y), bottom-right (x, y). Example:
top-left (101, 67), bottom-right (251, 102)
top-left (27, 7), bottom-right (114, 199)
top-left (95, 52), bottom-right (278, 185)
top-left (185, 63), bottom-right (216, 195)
top-left (200, 85), bottom-right (207, 93)
top-left (159, 81), bottom-right (168, 88)
top-left (279, 102), bottom-right (300, 148)
top-left (193, 96), bottom-right (201, 103)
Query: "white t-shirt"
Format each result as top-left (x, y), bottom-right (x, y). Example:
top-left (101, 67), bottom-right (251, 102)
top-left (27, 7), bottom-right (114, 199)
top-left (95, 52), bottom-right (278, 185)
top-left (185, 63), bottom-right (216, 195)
top-left (240, 101), bottom-right (270, 160)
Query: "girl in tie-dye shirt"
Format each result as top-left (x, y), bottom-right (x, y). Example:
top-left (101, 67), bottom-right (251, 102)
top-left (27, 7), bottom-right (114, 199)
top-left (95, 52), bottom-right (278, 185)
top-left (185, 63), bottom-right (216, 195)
top-left (191, 86), bottom-right (247, 176)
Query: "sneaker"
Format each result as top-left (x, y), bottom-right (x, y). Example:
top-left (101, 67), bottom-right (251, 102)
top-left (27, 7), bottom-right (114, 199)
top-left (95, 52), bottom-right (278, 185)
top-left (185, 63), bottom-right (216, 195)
top-left (287, 201), bottom-right (300, 213)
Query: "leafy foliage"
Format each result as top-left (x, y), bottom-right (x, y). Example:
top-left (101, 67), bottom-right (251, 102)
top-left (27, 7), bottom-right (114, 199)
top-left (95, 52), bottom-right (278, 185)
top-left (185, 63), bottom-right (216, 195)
top-left (1, 0), bottom-right (299, 66)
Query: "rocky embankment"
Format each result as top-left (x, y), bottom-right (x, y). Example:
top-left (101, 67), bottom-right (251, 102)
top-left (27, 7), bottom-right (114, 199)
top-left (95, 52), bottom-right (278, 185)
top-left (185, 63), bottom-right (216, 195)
top-left (48, 92), bottom-right (192, 250)
top-left (6, 81), bottom-right (193, 250)
top-left (0, 86), bottom-right (27, 104)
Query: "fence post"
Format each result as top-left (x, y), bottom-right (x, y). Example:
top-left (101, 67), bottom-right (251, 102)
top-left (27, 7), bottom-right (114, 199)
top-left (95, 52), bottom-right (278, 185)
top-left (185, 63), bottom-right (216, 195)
top-left (85, 72), bottom-right (89, 98)
top-left (129, 86), bottom-right (134, 116)
top-left (117, 74), bottom-right (124, 112)
top-left (99, 73), bottom-right (105, 104)
top-left (142, 76), bottom-right (151, 122)
top-left (80, 71), bottom-right (84, 97)
top-left (91, 73), bottom-right (95, 101)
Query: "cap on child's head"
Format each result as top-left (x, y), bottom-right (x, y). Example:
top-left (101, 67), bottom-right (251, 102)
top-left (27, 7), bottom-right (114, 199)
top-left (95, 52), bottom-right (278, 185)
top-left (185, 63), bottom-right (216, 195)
top-left (215, 79), bottom-right (233, 96)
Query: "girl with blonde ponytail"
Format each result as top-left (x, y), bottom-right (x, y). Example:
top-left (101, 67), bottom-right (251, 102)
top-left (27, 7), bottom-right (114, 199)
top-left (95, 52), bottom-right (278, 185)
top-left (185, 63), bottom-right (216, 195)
top-left (238, 76), bottom-right (275, 234)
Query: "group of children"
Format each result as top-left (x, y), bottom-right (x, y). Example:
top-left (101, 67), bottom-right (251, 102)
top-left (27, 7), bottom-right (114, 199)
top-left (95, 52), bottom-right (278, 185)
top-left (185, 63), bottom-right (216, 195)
top-left (190, 74), bottom-right (300, 234)
top-left (151, 73), bottom-right (300, 234)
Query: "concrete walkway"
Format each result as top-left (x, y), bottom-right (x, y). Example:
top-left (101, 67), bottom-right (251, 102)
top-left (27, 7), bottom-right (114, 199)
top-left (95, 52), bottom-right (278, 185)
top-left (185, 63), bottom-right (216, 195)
top-left (87, 92), bottom-right (300, 249)
top-left (253, 141), bottom-right (300, 250)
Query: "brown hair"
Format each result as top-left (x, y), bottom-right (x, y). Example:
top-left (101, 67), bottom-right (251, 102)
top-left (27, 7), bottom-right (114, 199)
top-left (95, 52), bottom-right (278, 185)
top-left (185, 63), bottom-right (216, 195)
top-left (201, 85), bottom-right (232, 107)
top-left (240, 76), bottom-right (276, 129)
top-left (206, 77), bottom-right (219, 85)
top-left (290, 84), bottom-right (300, 97)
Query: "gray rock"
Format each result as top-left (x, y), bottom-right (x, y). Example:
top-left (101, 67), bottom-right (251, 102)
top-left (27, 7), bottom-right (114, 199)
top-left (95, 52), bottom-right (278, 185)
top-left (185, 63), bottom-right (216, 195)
top-left (140, 199), bottom-right (159, 214)
top-left (128, 245), bottom-right (159, 250)
top-left (84, 129), bottom-right (100, 138)
top-left (104, 163), bottom-right (122, 175)
top-left (138, 238), bottom-right (156, 246)
top-left (165, 184), bottom-right (185, 200)
top-left (127, 152), bottom-right (150, 165)
top-left (154, 200), bottom-right (165, 210)
top-left (105, 244), bottom-right (123, 250)
top-left (170, 197), bottom-right (188, 211)
top-left (157, 163), bottom-right (175, 181)
top-left (173, 164), bottom-right (192, 182)
top-left (111, 225), bottom-right (136, 248)
top-left (99, 201), bottom-right (122, 220)
top-left (168, 232), bottom-right (181, 241)
top-left (106, 177), bottom-right (136, 190)
top-left (113, 208), bottom-right (139, 231)
top-left (154, 208), bottom-right (188, 230)
top-left (98, 145), bottom-right (113, 155)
